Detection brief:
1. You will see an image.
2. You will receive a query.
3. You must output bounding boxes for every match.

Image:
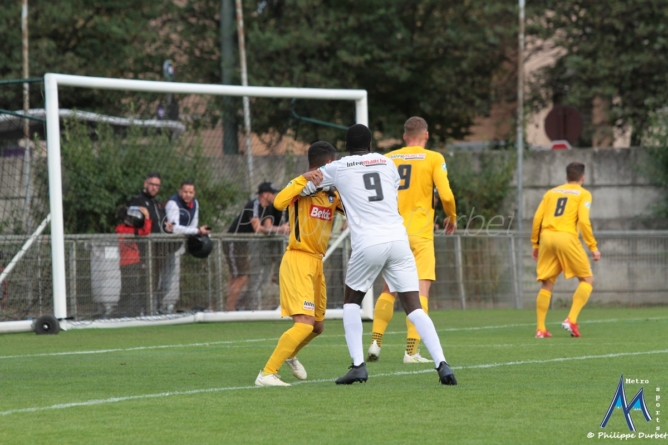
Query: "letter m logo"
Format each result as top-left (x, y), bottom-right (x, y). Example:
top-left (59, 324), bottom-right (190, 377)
top-left (600, 375), bottom-right (652, 431)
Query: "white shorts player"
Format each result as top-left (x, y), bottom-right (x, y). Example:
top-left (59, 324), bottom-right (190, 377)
top-left (305, 124), bottom-right (456, 386)
top-left (317, 152), bottom-right (418, 293)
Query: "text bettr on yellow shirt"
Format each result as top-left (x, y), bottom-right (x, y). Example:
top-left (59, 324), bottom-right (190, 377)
top-left (273, 175), bottom-right (343, 257)
top-left (530, 183), bottom-right (597, 251)
top-left (386, 146), bottom-right (456, 240)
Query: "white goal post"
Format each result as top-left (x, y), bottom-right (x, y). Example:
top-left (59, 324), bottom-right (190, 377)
top-left (40, 73), bottom-right (372, 330)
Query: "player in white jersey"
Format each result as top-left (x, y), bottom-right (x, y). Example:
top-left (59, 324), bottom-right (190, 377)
top-left (307, 124), bottom-right (457, 385)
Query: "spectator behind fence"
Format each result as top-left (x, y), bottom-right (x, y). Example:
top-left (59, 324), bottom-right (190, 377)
top-left (115, 205), bottom-right (152, 317)
top-left (246, 202), bottom-right (290, 309)
top-left (223, 182), bottom-right (288, 311)
top-left (161, 181), bottom-right (211, 313)
top-left (127, 172), bottom-right (174, 314)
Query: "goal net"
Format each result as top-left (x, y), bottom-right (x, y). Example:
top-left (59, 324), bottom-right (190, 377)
top-left (0, 74), bottom-right (372, 332)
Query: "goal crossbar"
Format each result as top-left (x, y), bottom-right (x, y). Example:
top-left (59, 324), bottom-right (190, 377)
top-left (42, 73), bottom-right (370, 327)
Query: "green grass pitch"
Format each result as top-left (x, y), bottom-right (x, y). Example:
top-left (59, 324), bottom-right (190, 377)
top-left (1, 308), bottom-right (666, 444)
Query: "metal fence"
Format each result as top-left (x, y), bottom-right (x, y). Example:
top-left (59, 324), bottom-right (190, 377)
top-left (0, 231), bottom-right (666, 322)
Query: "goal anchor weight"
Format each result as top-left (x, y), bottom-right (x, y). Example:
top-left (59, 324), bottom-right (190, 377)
top-left (33, 314), bottom-right (60, 335)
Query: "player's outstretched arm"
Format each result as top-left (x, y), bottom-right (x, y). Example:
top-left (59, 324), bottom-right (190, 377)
top-left (302, 169), bottom-right (323, 186)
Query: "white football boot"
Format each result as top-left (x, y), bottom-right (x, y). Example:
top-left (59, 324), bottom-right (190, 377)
top-left (285, 357), bottom-right (307, 380)
top-left (403, 350), bottom-right (433, 364)
top-left (367, 340), bottom-right (381, 362)
top-left (255, 371), bottom-right (291, 387)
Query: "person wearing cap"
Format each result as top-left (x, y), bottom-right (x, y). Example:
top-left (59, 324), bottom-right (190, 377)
top-left (223, 181), bottom-right (290, 311)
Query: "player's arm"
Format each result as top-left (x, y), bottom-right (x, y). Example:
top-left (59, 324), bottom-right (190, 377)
top-left (531, 197), bottom-right (546, 260)
top-left (315, 161), bottom-right (338, 188)
top-left (274, 176), bottom-right (309, 211)
top-left (578, 191), bottom-right (600, 260)
top-left (433, 155), bottom-right (457, 233)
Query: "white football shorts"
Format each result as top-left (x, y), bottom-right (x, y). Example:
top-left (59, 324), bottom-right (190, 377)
top-left (345, 240), bottom-right (419, 293)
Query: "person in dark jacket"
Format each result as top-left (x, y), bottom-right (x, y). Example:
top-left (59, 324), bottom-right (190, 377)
top-left (126, 172), bottom-right (174, 314)
top-left (127, 172), bottom-right (173, 234)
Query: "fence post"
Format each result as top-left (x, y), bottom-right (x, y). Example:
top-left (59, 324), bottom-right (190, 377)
top-left (216, 238), bottom-right (223, 311)
top-left (68, 240), bottom-right (77, 319)
top-left (147, 239), bottom-right (154, 316)
top-left (454, 235), bottom-right (466, 310)
top-left (511, 233), bottom-right (524, 309)
top-left (207, 252), bottom-right (213, 311)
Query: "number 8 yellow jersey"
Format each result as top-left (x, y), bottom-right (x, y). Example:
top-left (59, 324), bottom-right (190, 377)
top-left (530, 183), bottom-right (597, 251)
top-left (386, 146), bottom-right (456, 240)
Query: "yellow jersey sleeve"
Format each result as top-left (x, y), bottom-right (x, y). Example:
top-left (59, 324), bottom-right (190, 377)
top-left (432, 153), bottom-right (456, 222)
top-left (578, 190), bottom-right (597, 251)
top-left (274, 175), bottom-right (307, 211)
top-left (531, 195), bottom-right (546, 249)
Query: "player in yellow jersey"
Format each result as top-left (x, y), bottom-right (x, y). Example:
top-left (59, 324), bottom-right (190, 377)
top-left (531, 162), bottom-right (601, 339)
top-left (255, 141), bottom-right (344, 386)
top-left (367, 116), bottom-right (457, 363)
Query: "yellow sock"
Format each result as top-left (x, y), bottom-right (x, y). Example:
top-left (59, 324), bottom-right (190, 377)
top-left (406, 296), bottom-right (428, 355)
top-left (290, 331), bottom-right (319, 358)
top-left (568, 282), bottom-right (593, 323)
top-left (371, 292), bottom-right (395, 347)
top-left (536, 289), bottom-right (552, 332)
top-left (263, 323), bottom-right (313, 375)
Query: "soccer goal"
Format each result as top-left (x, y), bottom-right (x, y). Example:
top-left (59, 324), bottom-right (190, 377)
top-left (0, 74), bottom-right (373, 333)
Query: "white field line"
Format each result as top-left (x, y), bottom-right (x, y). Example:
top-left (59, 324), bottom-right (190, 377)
top-left (1, 348), bottom-right (667, 417)
top-left (1, 317), bottom-right (666, 361)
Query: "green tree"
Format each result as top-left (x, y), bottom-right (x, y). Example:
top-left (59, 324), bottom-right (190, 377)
top-left (0, 0), bottom-right (173, 112)
top-left (442, 151), bottom-right (516, 228)
top-left (172, 0), bottom-right (517, 144)
top-left (527, 0), bottom-right (668, 146)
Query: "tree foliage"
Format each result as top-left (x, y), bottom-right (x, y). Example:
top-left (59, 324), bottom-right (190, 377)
top-left (527, 0), bottom-right (668, 146)
top-left (0, 0), bottom-right (173, 112)
top-left (171, 0), bottom-right (517, 144)
top-left (444, 151), bottom-right (516, 227)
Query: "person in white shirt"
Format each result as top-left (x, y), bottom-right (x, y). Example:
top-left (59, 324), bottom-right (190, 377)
top-left (161, 181), bottom-right (211, 313)
top-left (307, 124), bottom-right (457, 385)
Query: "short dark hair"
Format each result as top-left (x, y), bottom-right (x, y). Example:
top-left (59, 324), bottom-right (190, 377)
top-left (404, 116), bottom-right (428, 138)
top-left (180, 180), bottom-right (195, 189)
top-left (346, 124), bottom-right (372, 152)
top-left (146, 172), bottom-right (161, 180)
top-left (308, 141), bottom-right (336, 168)
top-left (566, 162), bottom-right (585, 182)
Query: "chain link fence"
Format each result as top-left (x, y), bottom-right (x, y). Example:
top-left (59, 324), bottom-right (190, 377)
top-left (0, 231), bottom-right (666, 322)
